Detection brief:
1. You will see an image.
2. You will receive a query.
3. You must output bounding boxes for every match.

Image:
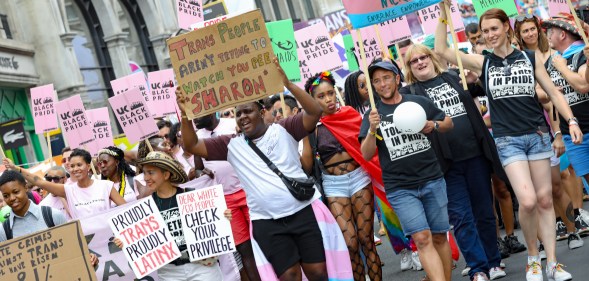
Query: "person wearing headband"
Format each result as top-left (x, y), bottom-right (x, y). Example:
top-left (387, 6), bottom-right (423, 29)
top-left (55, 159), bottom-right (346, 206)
top-left (98, 146), bottom-right (138, 206)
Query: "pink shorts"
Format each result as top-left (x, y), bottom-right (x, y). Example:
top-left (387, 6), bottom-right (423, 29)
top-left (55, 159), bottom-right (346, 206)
top-left (226, 190), bottom-right (250, 245)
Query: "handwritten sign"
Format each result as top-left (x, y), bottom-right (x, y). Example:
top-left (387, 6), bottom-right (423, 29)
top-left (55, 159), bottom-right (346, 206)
top-left (31, 84), bottom-right (58, 134)
top-left (0, 221), bottom-right (97, 281)
top-left (267, 19), bottom-right (301, 83)
top-left (547, 0), bottom-right (569, 17)
top-left (148, 69), bottom-right (178, 118)
top-left (295, 23), bottom-right (343, 85)
top-left (177, 0), bottom-right (203, 29)
top-left (108, 87), bottom-right (159, 144)
top-left (168, 9), bottom-right (284, 119)
top-left (379, 18), bottom-right (412, 45)
top-left (55, 94), bottom-right (94, 148)
top-left (109, 197), bottom-right (181, 278)
top-left (472, 0), bottom-right (518, 18)
top-left (177, 184), bottom-right (236, 261)
top-left (418, 2), bottom-right (464, 35)
top-left (351, 26), bottom-right (382, 62)
top-left (85, 107), bottom-right (113, 157)
top-left (342, 0), bottom-right (441, 29)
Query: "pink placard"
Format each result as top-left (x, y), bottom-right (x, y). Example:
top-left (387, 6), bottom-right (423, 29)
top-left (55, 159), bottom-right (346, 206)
top-left (379, 17), bottom-right (412, 45)
top-left (547, 0), bottom-right (570, 17)
top-left (110, 72), bottom-right (155, 116)
top-left (31, 84), bottom-right (58, 134)
top-left (295, 23), bottom-right (343, 86)
top-left (418, 2), bottom-right (464, 35)
top-left (351, 26), bottom-right (383, 63)
top-left (147, 69), bottom-right (177, 118)
top-left (55, 95), bottom-right (94, 149)
top-left (177, 0), bottom-right (203, 29)
top-left (85, 107), bottom-right (113, 157)
top-left (108, 88), bottom-right (159, 144)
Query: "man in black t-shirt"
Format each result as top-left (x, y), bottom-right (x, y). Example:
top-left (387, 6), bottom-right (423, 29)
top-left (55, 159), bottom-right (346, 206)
top-left (360, 61), bottom-right (454, 281)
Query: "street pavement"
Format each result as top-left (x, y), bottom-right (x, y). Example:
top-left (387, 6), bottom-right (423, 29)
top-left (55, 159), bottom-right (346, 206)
top-left (374, 201), bottom-right (589, 280)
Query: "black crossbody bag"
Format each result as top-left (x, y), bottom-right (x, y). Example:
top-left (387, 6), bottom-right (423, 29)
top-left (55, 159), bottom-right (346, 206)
top-left (245, 137), bottom-right (316, 201)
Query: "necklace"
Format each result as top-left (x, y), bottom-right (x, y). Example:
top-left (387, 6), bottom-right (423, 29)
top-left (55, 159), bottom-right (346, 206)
top-left (155, 187), bottom-right (177, 211)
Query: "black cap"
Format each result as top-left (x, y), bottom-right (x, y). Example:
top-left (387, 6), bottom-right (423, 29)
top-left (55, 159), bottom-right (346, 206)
top-left (368, 60), bottom-right (404, 83)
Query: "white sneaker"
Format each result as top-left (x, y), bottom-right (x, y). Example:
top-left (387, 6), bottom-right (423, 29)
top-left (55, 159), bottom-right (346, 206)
top-left (580, 208), bottom-right (589, 223)
top-left (462, 266), bottom-right (470, 276)
top-left (546, 263), bottom-right (572, 281)
top-left (489, 267), bottom-right (507, 280)
top-left (500, 261), bottom-right (506, 268)
top-left (526, 261), bottom-right (543, 281)
top-left (473, 272), bottom-right (490, 281)
top-left (400, 248), bottom-right (412, 271)
top-left (411, 251), bottom-right (423, 271)
top-left (568, 232), bottom-right (584, 250)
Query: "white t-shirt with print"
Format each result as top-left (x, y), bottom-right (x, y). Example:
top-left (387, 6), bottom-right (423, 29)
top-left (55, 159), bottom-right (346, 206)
top-left (64, 179), bottom-right (114, 220)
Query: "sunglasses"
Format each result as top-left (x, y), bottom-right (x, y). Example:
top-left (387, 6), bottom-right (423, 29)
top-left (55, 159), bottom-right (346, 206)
top-left (272, 108), bottom-right (283, 117)
top-left (45, 176), bottom-right (65, 183)
top-left (409, 54), bottom-right (430, 66)
top-left (515, 14), bottom-right (535, 23)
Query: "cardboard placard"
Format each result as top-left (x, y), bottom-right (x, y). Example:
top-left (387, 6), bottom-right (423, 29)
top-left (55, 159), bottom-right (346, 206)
top-left (0, 221), bottom-right (97, 281)
top-left (177, 184), bottom-right (236, 261)
top-left (418, 2), bottom-right (464, 35)
top-left (168, 9), bottom-right (284, 119)
top-left (267, 19), bottom-right (301, 83)
top-left (147, 69), bottom-right (178, 118)
top-left (472, 0), bottom-right (518, 18)
top-left (342, 0), bottom-right (441, 29)
top-left (378, 17), bottom-right (412, 45)
top-left (177, 0), bottom-right (203, 29)
top-left (85, 107), bottom-right (114, 157)
top-left (108, 88), bottom-right (159, 144)
top-left (294, 22), bottom-right (343, 85)
top-left (547, 0), bottom-right (569, 17)
top-left (110, 72), bottom-right (155, 115)
top-left (31, 84), bottom-right (58, 134)
top-left (109, 197), bottom-right (181, 278)
top-left (55, 95), bottom-right (95, 148)
top-left (351, 26), bottom-right (382, 62)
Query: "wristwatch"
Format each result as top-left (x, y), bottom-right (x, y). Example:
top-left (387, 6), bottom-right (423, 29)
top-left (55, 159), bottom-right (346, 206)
top-left (433, 121), bottom-right (440, 131)
top-left (568, 117), bottom-right (579, 126)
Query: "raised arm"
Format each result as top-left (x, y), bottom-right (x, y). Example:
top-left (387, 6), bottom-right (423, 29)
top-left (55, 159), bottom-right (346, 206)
top-left (435, 1), bottom-right (484, 75)
top-left (176, 89), bottom-right (209, 158)
top-left (3, 158), bottom-right (66, 198)
top-left (361, 109), bottom-right (379, 160)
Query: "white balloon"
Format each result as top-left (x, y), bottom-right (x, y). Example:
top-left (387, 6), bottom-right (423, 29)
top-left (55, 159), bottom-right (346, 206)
top-left (393, 101), bottom-right (427, 134)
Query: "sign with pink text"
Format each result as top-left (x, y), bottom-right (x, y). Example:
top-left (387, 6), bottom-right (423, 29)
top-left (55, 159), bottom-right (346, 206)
top-left (378, 17), bottom-right (412, 45)
top-left (110, 72), bottom-right (155, 115)
top-left (85, 107), bottom-right (113, 157)
top-left (351, 26), bottom-right (383, 63)
top-left (294, 23), bottom-right (343, 86)
top-left (418, 2), bottom-right (464, 35)
top-left (147, 69), bottom-right (178, 118)
top-left (177, 184), bottom-right (236, 261)
top-left (108, 88), bottom-right (158, 144)
top-left (177, 0), bottom-right (203, 29)
top-left (547, 0), bottom-right (569, 17)
top-left (31, 84), bottom-right (58, 134)
top-left (109, 197), bottom-right (181, 278)
top-left (55, 95), bottom-right (94, 148)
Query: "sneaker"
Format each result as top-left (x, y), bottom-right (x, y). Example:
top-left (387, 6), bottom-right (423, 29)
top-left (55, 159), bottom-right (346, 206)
top-left (556, 219), bottom-right (568, 241)
top-left (462, 266), bottom-right (471, 276)
top-left (500, 261), bottom-right (506, 268)
top-left (539, 243), bottom-right (547, 260)
top-left (526, 261), bottom-right (543, 281)
top-left (497, 238), bottom-right (511, 259)
top-left (546, 263), bottom-right (572, 281)
top-left (504, 234), bottom-right (527, 254)
top-left (374, 235), bottom-right (382, 246)
top-left (473, 272), bottom-right (490, 281)
top-left (580, 208), bottom-right (589, 222)
top-left (489, 267), bottom-right (507, 280)
top-left (400, 248), bottom-right (412, 271)
top-left (575, 214), bottom-right (589, 236)
top-left (411, 251), bottom-right (423, 271)
top-left (567, 232), bottom-right (584, 250)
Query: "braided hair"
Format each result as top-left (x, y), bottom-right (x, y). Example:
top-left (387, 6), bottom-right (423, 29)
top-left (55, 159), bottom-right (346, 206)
top-left (98, 146), bottom-right (136, 180)
top-left (304, 71), bottom-right (336, 96)
top-left (344, 71), bottom-right (365, 114)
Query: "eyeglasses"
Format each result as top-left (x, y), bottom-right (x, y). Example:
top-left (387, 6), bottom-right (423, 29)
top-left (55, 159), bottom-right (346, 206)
top-left (515, 14), bottom-right (535, 23)
top-left (272, 108), bottom-right (283, 117)
top-left (409, 55), bottom-right (430, 66)
top-left (45, 176), bottom-right (65, 183)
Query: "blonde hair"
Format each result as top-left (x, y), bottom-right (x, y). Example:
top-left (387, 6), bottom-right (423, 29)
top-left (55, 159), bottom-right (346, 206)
top-left (403, 44), bottom-right (445, 84)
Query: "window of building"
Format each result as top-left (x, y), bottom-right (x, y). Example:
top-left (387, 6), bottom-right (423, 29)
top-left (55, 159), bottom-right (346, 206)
top-left (117, 0), bottom-right (159, 73)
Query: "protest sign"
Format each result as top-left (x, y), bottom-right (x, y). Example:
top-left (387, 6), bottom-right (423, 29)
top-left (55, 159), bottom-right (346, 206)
top-left (418, 2), bottom-right (464, 35)
top-left (31, 84), bottom-right (58, 134)
top-left (0, 118), bottom-right (28, 150)
top-left (343, 34), bottom-right (359, 72)
top-left (351, 26), bottom-right (382, 62)
top-left (472, 0), bottom-right (518, 18)
top-left (295, 22), bottom-right (343, 85)
top-left (109, 87), bottom-right (159, 144)
top-left (203, 0), bottom-right (227, 20)
top-left (109, 197), bottom-right (181, 278)
top-left (0, 221), bottom-right (97, 281)
top-left (168, 9), bottom-right (284, 119)
top-left (342, 0), bottom-right (441, 29)
top-left (267, 19), bottom-right (301, 83)
top-left (547, 0), bottom-right (569, 17)
top-left (177, 184), bottom-right (236, 261)
top-left (378, 17), bottom-right (412, 45)
top-left (147, 69), bottom-right (178, 118)
top-left (85, 107), bottom-right (114, 156)
top-left (191, 8), bottom-right (251, 30)
top-left (55, 95), bottom-right (94, 148)
top-left (110, 72), bottom-right (155, 115)
top-left (294, 9), bottom-right (352, 37)
top-left (177, 0), bottom-right (203, 29)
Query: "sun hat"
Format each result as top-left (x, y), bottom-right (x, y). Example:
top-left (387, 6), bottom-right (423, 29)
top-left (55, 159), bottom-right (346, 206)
top-left (542, 13), bottom-right (586, 38)
top-left (136, 151), bottom-right (188, 184)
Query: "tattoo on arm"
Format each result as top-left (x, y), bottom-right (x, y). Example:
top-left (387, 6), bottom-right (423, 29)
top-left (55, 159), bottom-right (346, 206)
top-left (32, 175), bottom-right (41, 184)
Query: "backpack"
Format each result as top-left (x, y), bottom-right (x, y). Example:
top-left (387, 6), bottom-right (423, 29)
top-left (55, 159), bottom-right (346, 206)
top-left (2, 206), bottom-right (55, 240)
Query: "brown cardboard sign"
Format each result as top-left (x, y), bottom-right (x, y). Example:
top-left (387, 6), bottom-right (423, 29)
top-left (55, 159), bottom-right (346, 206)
top-left (0, 221), bottom-right (97, 281)
top-left (168, 9), bottom-right (284, 119)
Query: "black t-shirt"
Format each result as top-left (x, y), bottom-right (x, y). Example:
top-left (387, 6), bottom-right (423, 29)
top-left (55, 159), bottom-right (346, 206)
top-left (359, 94), bottom-right (445, 191)
top-left (405, 76), bottom-right (481, 161)
top-left (481, 49), bottom-right (546, 137)
top-left (152, 187), bottom-right (187, 260)
top-left (545, 51), bottom-right (589, 134)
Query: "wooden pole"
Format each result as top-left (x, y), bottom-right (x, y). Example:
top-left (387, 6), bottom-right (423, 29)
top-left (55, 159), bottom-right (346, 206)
top-left (0, 142), bottom-right (5, 159)
top-left (373, 24), bottom-right (390, 61)
top-left (279, 92), bottom-right (288, 118)
top-left (46, 132), bottom-right (54, 167)
top-left (356, 29), bottom-right (377, 109)
top-left (444, 3), bottom-right (469, 90)
top-left (145, 139), bottom-right (154, 152)
top-left (334, 86), bottom-right (345, 106)
top-left (566, 0), bottom-right (589, 44)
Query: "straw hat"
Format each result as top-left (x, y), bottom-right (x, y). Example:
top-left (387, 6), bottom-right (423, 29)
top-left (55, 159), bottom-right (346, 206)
top-left (136, 151), bottom-right (188, 184)
top-left (542, 13), bottom-right (586, 38)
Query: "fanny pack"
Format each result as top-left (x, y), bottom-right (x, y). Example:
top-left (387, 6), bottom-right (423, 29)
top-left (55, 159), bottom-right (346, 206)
top-left (245, 137), bottom-right (315, 201)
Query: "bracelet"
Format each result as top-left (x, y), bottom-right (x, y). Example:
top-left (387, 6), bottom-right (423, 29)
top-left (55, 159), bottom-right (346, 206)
top-left (369, 131), bottom-right (383, 140)
top-left (439, 18), bottom-right (448, 25)
top-left (553, 131), bottom-right (562, 138)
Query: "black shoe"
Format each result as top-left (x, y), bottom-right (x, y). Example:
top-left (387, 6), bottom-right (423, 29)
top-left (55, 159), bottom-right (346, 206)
top-left (575, 214), bottom-right (589, 236)
top-left (497, 238), bottom-right (510, 259)
top-left (504, 234), bottom-right (526, 254)
top-left (556, 219), bottom-right (569, 241)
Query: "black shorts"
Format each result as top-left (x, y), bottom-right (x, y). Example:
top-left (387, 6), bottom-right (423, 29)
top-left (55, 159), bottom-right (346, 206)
top-left (252, 204), bottom-right (326, 276)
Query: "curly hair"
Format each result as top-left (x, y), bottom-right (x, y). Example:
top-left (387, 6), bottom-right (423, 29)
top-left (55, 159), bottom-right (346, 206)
top-left (70, 148), bottom-right (92, 164)
top-left (304, 72), bottom-right (336, 96)
top-left (98, 146), bottom-right (136, 180)
top-left (0, 170), bottom-right (26, 189)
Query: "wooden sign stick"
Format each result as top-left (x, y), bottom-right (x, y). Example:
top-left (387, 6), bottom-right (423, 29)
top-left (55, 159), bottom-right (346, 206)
top-left (46, 132), bottom-right (53, 167)
top-left (566, 0), bottom-right (589, 44)
top-left (444, 3), bottom-right (469, 90)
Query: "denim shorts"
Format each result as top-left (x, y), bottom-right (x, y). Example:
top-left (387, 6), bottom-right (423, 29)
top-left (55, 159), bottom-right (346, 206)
top-left (322, 167), bottom-right (371, 198)
top-left (386, 177), bottom-right (450, 237)
top-left (563, 133), bottom-right (589, 177)
top-left (494, 132), bottom-right (553, 167)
